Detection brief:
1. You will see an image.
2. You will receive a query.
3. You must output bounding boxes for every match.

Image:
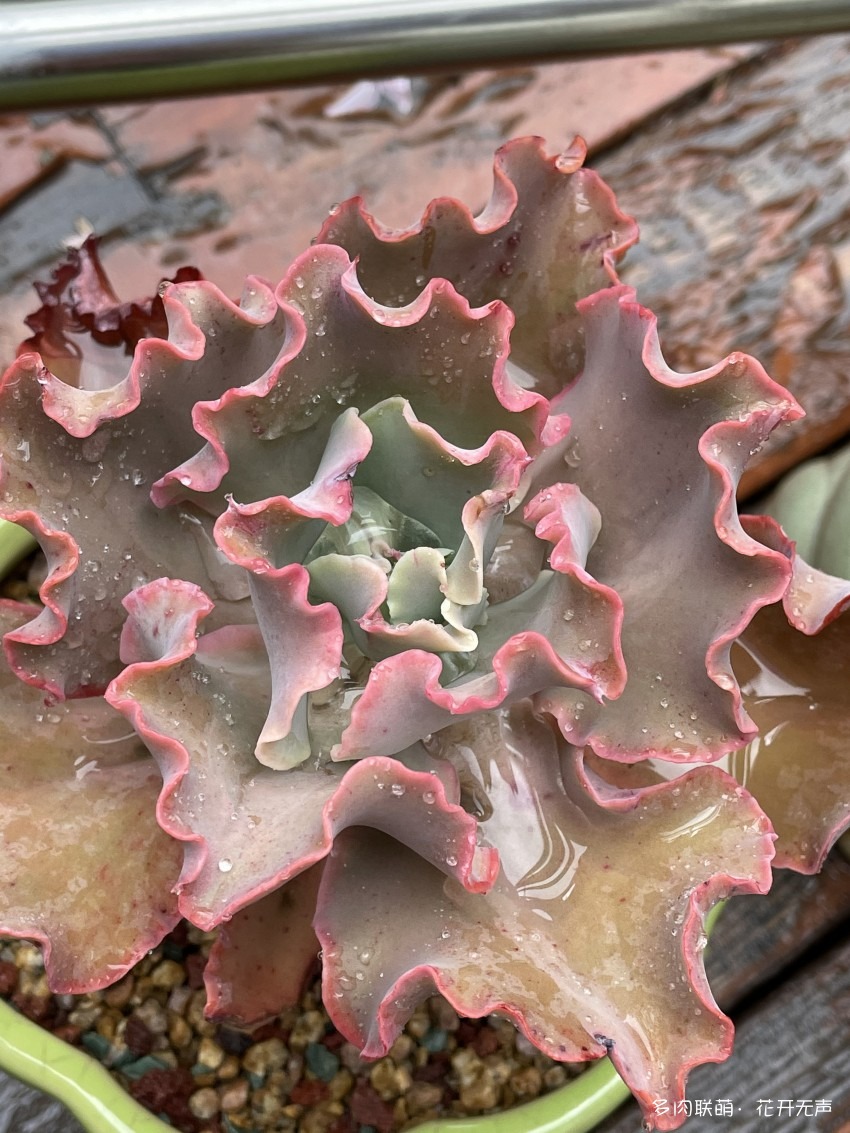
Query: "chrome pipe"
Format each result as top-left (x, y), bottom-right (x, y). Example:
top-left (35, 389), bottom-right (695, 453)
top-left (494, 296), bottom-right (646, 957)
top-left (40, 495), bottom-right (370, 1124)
top-left (1, 0), bottom-right (849, 110)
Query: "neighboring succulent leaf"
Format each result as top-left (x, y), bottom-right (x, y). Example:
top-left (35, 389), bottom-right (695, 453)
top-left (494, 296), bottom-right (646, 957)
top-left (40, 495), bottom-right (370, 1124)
top-left (0, 602), bottom-right (180, 991)
top-left (533, 287), bottom-right (801, 762)
top-left (20, 236), bottom-right (202, 388)
top-left (315, 704), bottom-right (773, 1131)
top-left (733, 602), bottom-right (850, 870)
top-left (317, 135), bottom-right (638, 397)
top-left (204, 865), bottom-right (322, 1025)
top-left (0, 275), bottom-right (292, 697)
top-left (106, 579), bottom-right (498, 931)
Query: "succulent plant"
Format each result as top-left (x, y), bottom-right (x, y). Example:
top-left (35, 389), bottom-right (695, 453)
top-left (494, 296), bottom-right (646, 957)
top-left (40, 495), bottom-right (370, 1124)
top-left (0, 135), bottom-right (847, 1131)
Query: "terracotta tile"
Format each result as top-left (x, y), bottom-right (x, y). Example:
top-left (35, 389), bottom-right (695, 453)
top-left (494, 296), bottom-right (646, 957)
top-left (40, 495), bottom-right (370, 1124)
top-left (97, 47), bottom-right (760, 298)
top-left (0, 114), bottom-right (113, 211)
top-left (0, 44), bottom-right (767, 377)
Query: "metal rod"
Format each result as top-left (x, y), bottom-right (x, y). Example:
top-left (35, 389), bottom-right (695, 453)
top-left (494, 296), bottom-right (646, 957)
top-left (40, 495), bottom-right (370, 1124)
top-left (1, 0), bottom-right (849, 110)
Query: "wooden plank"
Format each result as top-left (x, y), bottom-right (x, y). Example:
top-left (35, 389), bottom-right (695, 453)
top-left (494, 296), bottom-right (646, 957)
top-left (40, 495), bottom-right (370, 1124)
top-left (596, 35), bottom-right (850, 497)
top-left (708, 853), bottom-right (850, 1010)
top-left (0, 1070), bottom-right (84, 1133)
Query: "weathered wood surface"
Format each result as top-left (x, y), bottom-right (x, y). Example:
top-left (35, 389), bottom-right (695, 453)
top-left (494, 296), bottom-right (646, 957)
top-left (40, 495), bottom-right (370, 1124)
top-left (597, 854), bottom-right (850, 1132)
top-left (0, 1070), bottom-right (84, 1133)
top-left (708, 853), bottom-right (850, 1011)
top-left (596, 35), bottom-right (850, 498)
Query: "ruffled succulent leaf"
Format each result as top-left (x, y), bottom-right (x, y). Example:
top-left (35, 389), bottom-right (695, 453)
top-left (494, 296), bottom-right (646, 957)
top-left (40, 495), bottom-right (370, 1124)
top-left (740, 513), bottom-right (850, 634)
top-left (0, 271), bottom-right (301, 697)
top-left (106, 580), bottom-right (498, 931)
top-left (754, 441), bottom-right (850, 581)
top-left (209, 400), bottom-right (368, 773)
top-left (155, 246), bottom-right (542, 517)
top-left (696, 454), bottom-right (850, 870)
top-left (585, 503), bottom-right (850, 873)
top-left (315, 704), bottom-right (773, 1131)
top-left (204, 865), bottom-right (323, 1025)
top-left (749, 444), bottom-right (850, 631)
top-left (0, 602), bottom-right (181, 992)
top-left (317, 135), bottom-right (638, 397)
top-left (20, 235), bottom-right (202, 389)
top-left (533, 287), bottom-right (801, 762)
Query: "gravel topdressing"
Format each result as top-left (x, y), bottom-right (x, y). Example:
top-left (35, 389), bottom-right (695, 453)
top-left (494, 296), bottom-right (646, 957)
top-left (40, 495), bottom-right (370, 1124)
top-left (1, 927), bottom-right (586, 1133)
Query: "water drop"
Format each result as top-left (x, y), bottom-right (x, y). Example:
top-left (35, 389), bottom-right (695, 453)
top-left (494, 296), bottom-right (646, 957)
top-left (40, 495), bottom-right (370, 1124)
top-left (218, 859), bottom-right (233, 873)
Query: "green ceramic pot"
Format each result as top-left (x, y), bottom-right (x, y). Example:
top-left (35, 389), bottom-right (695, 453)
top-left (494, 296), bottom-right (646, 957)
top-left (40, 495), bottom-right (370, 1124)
top-left (0, 517), bottom-right (632, 1133)
top-left (0, 994), bottom-right (629, 1133)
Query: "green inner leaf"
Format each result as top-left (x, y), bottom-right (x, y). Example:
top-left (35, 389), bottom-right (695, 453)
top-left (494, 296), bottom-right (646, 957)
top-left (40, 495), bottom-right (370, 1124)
top-left (306, 485), bottom-right (443, 566)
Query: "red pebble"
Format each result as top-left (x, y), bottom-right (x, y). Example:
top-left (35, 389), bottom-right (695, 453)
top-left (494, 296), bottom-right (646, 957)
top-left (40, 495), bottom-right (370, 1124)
top-left (52, 1023), bottom-right (82, 1045)
top-left (125, 1014), bottom-right (155, 1056)
top-left (290, 1078), bottom-right (328, 1105)
top-left (0, 961), bottom-right (17, 996)
top-left (12, 992), bottom-right (54, 1024)
top-left (329, 1115), bottom-right (355, 1133)
top-left (349, 1081), bottom-right (396, 1133)
top-left (472, 1027), bottom-right (501, 1057)
top-left (184, 952), bottom-right (206, 990)
top-left (129, 1068), bottom-right (200, 1132)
